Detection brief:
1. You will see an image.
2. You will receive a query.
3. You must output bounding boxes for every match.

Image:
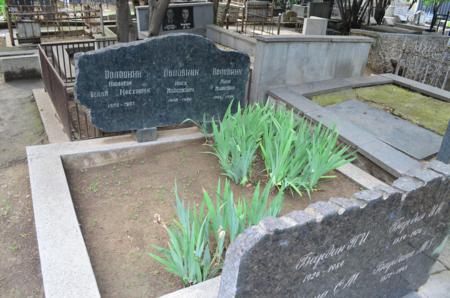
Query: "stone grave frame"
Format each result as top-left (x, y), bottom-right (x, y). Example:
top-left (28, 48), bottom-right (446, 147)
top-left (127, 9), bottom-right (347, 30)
top-left (267, 73), bottom-right (450, 179)
top-left (28, 123), bottom-right (393, 298)
top-left (27, 73), bottom-right (450, 298)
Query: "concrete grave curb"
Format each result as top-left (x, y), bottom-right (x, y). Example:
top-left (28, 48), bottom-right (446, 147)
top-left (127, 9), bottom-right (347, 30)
top-left (27, 124), bottom-right (449, 298)
top-left (27, 128), bottom-right (204, 298)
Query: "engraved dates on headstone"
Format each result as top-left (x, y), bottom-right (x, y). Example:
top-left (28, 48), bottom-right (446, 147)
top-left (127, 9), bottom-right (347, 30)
top-left (219, 163), bottom-right (450, 298)
top-left (74, 34), bottom-right (250, 132)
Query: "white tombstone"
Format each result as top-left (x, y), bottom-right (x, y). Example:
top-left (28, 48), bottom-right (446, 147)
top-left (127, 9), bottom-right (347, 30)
top-left (385, 4), bottom-right (395, 17)
top-left (302, 16), bottom-right (328, 35)
top-left (292, 4), bottom-right (308, 18)
top-left (383, 16), bottom-right (396, 25)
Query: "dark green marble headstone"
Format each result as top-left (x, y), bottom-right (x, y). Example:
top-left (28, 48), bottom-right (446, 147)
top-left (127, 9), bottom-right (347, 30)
top-left (74, 33), bottom-right (250, 132)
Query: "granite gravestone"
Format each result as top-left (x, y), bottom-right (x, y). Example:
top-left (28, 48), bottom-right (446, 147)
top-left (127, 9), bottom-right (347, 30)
top-left (219, 161), bottom-right (450, 298)
top-left (74, 34), bottom-right (250, 133)
top-left (437, 120), bottom-right (450, 164)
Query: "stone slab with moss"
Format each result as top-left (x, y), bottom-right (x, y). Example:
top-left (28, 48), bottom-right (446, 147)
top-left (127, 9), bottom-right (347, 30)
top-left (311, 84), bottom-right (450, 136)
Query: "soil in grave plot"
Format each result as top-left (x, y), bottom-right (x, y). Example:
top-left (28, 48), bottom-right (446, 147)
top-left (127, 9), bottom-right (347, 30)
top-left (66, 139), bottom-right (363, 298)
top-left (311, 84), bottom-right (450, 135)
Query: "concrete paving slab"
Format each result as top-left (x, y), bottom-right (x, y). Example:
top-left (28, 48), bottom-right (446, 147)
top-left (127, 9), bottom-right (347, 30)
top-left (437, 239), bottom-right (450, 269)
top-left (418, 271), bottom-right (450, 298)
top-left (402, 292), bottom-right (424, 298)
top-left (327, 99), bottom-right (442, 159)
top-left (288, 78), bottom-right (351, 97)
top-left (306, 107), bottom-right (378, 147)
top-left (343, 75), bottom-right (393, 87)
top-left (33, 88), bottom-right (71, 143)
top-left (268, 88), bottom-right (322, 114)
top-left (430, 261), bottom-right (447, 275)
top-left (357, 140), bottom-right (422, 176)
top-left (161, 276), bottom-right (221, 298)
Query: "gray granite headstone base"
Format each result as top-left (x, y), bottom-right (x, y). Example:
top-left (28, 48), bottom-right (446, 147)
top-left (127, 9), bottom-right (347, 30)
top-left (136, 127), bottom-right (157, 142)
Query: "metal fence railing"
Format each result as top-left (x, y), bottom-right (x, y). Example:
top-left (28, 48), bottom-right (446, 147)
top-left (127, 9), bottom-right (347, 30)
top-left (395, 41), bottom-right (450, 90)
top-left (38, 45), bottom-right (72, 137)
top-left (40, 39), bottom-right (116, 83)
top-left (6, 3), bottom-right (106, 45)
top-left (38, 39), bottom-right (117, 140)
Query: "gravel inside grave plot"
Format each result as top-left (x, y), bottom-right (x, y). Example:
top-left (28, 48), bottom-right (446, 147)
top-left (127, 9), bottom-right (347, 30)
top-left (66, 139), bottom-right (362, 298)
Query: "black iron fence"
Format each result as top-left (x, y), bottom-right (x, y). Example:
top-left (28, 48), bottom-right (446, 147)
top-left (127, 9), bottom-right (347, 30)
top-left (38, 39), bottom-right (117, 140)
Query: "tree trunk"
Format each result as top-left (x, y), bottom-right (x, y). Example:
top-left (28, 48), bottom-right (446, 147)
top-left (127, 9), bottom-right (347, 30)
top-left (117, 0), bottom-right (130, 42)
top-left (212, 0), bottom-right (220, 24)
top-left (374, 6), bottom-right (385, 25)
top-left (327, 0), bottom-right (335, 19)
top-left (148, 0), bottom-right (171, 36)
top-left (220, 0), bottom-right (232, 26)
top-left (429, 5), bottom-right (440, 31)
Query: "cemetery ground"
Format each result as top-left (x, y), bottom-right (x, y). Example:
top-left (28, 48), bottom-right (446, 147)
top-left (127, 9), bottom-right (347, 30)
top-left (66, 138), bottom-right (361, 297)
top-left (3, 31), bottom-right (450, 297)
top-left (0, 78), bottom-right (45, 297)
top-left (0, 77), bottom-right (449, 298)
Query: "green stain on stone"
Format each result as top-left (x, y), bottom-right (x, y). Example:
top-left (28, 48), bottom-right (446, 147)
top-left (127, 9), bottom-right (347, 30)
top-left (311, 84), bottom-right (450, 135)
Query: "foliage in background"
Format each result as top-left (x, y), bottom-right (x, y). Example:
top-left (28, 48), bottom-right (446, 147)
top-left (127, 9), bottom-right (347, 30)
top-left (209, 103), bottom-right (268, 185)
top-left (423, 0), bottom-right (450, 31)
top-left (0, 0), bottom-right (5, 17)
top-left (149, 180), bottom-right (284, 286)
top-left (336, 0), bottom-right (370, 34)
top-left (374, 0), bottom-right (392, 25)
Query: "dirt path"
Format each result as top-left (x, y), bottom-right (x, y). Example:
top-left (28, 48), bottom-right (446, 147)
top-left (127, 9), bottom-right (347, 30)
top-left (0, 78), bottom-right (46, 297)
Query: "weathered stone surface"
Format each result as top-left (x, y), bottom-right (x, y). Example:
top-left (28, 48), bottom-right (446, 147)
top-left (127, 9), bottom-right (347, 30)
top-left (437, 121), bottom-right (450, 164)
top-left (135, 127), bottom-right (157, 142)
top-left (327, 99), bottom-right (442, 160)
top-left (427, 160), bottom-right (450, 177)
top-left (75, 33), bottom-right (250, 132)
top-left (351, 30), bottom-right (449, 74)
top-left (219, 169), bottom-right (450, 298)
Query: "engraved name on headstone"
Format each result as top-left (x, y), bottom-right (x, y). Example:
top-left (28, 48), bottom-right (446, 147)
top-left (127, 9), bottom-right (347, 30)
top-left (219, 161), bottom-right (450, 298)
top-left (74, 34), bottom-right (250, 132)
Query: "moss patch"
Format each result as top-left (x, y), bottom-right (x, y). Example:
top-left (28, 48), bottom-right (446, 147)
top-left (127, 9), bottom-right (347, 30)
top-left (311, 84), bottom-right (450, 135)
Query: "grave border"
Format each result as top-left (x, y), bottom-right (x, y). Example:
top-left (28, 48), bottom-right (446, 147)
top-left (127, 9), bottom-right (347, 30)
top-left (27, 125), bottom-right (428, 298)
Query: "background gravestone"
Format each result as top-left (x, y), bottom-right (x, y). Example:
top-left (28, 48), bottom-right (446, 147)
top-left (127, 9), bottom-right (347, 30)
top-left (219, 162), bottom-right (450, 298)
top-left (75, 33), bottom-right (250, 132)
